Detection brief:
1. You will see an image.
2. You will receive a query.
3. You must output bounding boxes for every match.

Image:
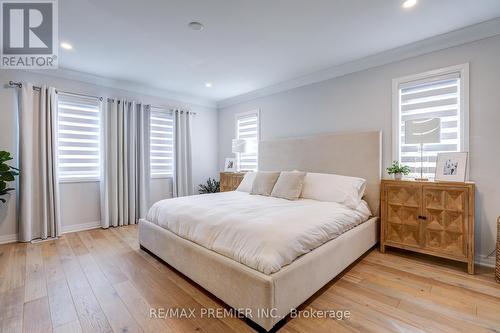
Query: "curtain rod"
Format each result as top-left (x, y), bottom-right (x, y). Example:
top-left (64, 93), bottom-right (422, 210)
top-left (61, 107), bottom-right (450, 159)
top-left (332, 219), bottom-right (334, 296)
top-left (58, 89), bottom-right (102, 101)
top-left (8, 80), bottom-right (101, 100)
top-left (7, 80), bottom-right (197, 114)
top-left (8, 80), bottom-right (41, 91)
top-left (149, 106), bottom-right (197, 115)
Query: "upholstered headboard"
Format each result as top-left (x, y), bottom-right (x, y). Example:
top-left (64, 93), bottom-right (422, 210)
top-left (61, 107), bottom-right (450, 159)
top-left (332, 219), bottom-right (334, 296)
top-left (259, 130), bottom-right (382, 216)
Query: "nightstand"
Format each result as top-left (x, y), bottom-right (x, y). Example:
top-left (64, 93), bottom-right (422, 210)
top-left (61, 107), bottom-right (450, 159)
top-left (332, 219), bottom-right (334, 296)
top-left (380, 179), bottom-right (475, 274)
top-left (220, 172), bottom-right (246, 192)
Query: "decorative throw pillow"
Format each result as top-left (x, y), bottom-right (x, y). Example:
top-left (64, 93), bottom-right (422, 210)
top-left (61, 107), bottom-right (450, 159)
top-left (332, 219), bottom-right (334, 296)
top-left (271, 171), bottom-right (306, 200)
top-left (236, 172), bottom-right (257, 192)
top-left (250, 171), bottom-right (280, 196)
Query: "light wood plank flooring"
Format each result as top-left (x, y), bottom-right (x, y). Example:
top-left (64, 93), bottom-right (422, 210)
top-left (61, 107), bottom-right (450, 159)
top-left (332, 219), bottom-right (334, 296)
top-left (1, 225), bottom-right (499, 333)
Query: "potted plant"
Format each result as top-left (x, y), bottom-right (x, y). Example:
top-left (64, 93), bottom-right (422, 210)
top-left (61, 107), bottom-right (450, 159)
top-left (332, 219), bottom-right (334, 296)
top-left (386, 161), bottom-right (411, 180)
top-left (198, 177), bottom-right (220, 194)
top-left (0, 151), bottom-right (19, 203)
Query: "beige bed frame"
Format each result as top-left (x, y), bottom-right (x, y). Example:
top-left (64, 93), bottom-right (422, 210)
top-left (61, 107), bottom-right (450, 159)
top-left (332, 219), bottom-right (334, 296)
top-left (139, 130), bottom-right (382, 330)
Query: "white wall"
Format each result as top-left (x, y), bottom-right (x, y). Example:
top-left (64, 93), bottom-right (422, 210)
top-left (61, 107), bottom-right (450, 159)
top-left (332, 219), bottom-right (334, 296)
top-left (218, 35), bottom-right (500, 264)
top-left (0, 70), bottom-right (219, 239)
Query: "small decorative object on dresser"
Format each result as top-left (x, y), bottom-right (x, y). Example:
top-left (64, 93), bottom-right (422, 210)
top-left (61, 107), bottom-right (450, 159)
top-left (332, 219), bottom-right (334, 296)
top-left (224, 158), bottom-right (237, 172)
top-left (435, 152), bottom-right (468, 182)
top-left (405, 118), bottom-right (441, 181)
top-left (380, 179), bottom-right (475, 274)
top-left (220, 172), bottom-right (245, 192)
top-left (386, 161), bottom-right (411, 180)
top-left (496, 216), bottom-right (500, 283)
top-left (232, 139), bottom-right (247, 170)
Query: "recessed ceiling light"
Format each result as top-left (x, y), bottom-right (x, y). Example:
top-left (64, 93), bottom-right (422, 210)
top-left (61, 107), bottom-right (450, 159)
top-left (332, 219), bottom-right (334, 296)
top-left (60, 42), bottom-right (73, 50)
top-left (205, 82), bottom-right (213, 88)
top-left (402, 0), bottom-right (417, 9)
top-left (188, 22), bottom-right (204, 31)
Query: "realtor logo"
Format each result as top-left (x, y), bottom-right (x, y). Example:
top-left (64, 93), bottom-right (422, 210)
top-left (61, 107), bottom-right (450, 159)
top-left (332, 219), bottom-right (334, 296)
top-left (1, 0), bottom-right (58, 68)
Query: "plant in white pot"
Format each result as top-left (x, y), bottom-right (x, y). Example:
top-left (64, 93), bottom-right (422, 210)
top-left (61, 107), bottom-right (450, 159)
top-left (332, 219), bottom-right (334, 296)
top-left (386, 161), bottom-right (411, 180)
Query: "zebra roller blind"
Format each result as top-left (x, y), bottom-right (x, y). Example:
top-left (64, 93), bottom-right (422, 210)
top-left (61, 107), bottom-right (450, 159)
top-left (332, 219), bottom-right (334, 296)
top-left (236, 112), bottom-right (259, 171)
top-left (397, 71), bottom-right (464, 179)
top-left (150, 107), bottom-right (174, 177)
top-left (57, 94), bottom-right (101, 182)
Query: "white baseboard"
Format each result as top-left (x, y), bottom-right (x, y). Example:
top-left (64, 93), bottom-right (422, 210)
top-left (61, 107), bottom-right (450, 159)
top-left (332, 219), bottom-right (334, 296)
top-left (476, 254), bottom-right (496, 268)
top-left (0, 233), bottom-right (18, 244)
top-left (0, 221), bottom-right (101, 244)
top-left (61, 221), bottom-right (101, 234)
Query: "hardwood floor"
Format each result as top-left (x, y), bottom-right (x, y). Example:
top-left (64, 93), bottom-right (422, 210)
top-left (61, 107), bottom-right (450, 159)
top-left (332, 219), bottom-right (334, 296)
top-left (1, 225), bottom-right (499, 333)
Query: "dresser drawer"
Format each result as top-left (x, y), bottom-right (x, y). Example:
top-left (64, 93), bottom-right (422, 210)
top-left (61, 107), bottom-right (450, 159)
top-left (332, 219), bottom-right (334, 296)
top-left (384, 183), bottom-right (422, 249)
top-left (422, 186), bottom-right (468, 259)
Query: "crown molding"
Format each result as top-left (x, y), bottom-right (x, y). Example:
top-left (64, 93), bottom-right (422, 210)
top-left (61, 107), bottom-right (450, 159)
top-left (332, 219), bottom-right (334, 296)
top-left (217, 17), bottom-right (500, 109)
top-left (25, 68), bottom-right (218, 109)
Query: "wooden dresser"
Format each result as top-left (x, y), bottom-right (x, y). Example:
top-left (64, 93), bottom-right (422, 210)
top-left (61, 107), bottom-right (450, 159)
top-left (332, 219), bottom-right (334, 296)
top-left (380, 179), bottom-right (475, 274)
top-left (220, 172), bottom-right (245, 192)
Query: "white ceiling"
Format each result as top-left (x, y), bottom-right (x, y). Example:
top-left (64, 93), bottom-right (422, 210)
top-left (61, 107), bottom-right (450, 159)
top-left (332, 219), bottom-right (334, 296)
top-left (59, 0), bottom-right (500, 103)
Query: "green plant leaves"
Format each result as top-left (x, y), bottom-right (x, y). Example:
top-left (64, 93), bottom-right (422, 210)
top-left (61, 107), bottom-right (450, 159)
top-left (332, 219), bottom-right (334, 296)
top-left (1, 173), bottom-right (14, 182)
top-left (0, 151), bottom-right (19, 200)
top-left (198, 177), bottom-right (220, 194)
top-left (386, 160), bottom-right (411, 175)
top-left (0, 151), bottom-right (12, 163)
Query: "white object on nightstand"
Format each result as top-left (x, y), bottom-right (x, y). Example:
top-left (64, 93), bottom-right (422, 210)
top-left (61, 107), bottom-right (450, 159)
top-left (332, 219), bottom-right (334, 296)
top-left (405, 118), bottom-right (441, 181)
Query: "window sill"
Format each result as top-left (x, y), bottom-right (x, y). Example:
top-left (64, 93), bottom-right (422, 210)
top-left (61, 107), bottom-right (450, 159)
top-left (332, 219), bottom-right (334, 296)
top-left (151, 175), bottom-right (173, 180)
top-left (59, 179), bottom-right (100, 184)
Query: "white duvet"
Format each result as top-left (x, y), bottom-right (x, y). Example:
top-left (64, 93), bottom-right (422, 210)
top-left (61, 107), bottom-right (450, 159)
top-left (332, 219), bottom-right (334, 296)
top-left (146, 191), bottom-right (371, 275)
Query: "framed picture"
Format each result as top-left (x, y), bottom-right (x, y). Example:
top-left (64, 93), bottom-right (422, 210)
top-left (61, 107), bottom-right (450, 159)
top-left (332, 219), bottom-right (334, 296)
top-left (435, 152), bottom-right (468, 182)
top-left (224, 158), bottom-right (236, 172)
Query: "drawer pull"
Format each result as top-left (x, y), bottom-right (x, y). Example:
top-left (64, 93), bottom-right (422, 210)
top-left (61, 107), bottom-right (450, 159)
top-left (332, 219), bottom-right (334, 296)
top-left (418, 215), bottom-right (427, 220)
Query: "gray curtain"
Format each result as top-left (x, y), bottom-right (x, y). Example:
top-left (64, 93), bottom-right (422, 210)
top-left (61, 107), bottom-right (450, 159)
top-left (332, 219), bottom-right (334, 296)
top-left (100, 99), bottom-right (150, 228)
top-left (17, 83), bottom-right (61, 241)
top-left (173, 110), bottom-right (193, 197)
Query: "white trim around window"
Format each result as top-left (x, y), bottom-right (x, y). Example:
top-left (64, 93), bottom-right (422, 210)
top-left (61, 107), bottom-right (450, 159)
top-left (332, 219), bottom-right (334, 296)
top-left (391, 63), bottom-right (469, 178)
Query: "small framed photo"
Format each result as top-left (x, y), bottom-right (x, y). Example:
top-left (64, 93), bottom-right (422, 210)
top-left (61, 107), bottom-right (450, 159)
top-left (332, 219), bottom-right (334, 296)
top-left (224, 158), bottom-right (236, 172)
top-left (435, 152), bottom-right (468, 182)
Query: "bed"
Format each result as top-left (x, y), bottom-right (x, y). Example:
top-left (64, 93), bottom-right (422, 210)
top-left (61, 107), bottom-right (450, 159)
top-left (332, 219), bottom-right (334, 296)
top-left (139, 130), bottom-right (382, 331)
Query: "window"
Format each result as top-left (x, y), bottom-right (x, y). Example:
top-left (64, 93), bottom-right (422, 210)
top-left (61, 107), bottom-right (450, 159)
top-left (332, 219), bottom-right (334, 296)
top-left (236, 111), bottom-right (259, 171)
top-left (393, 64), bottom-right (469, 179)
top-left (150, 107), bottom-right (174, 177)
top-left (57, 94), bottom-right (101, 182)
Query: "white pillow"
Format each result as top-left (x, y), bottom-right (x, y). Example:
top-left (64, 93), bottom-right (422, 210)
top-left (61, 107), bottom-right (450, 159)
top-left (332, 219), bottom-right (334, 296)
top-left (236, 172), bottom-right (257, 192)
top-left (301, 172), bottom-right (366, 209)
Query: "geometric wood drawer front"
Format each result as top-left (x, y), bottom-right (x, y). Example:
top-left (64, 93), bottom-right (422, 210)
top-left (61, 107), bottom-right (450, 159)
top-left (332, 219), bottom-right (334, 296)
top-left (387, 185), bottom-right (421, 207)
top-left (386, 184), bottom-right (422, 247)
top-left (380, 179), bottom-right (475, 274)
top-left (423, 187), bottom-right (468, 258)
top-left (386, 206), bottom-right (421, 247)
top-left (424, 187), bottom-right (466, 212)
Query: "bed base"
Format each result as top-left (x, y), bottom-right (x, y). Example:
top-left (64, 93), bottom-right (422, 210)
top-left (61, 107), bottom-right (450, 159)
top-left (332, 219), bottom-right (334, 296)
top-left (138, 217), bottom-right (378, 331)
